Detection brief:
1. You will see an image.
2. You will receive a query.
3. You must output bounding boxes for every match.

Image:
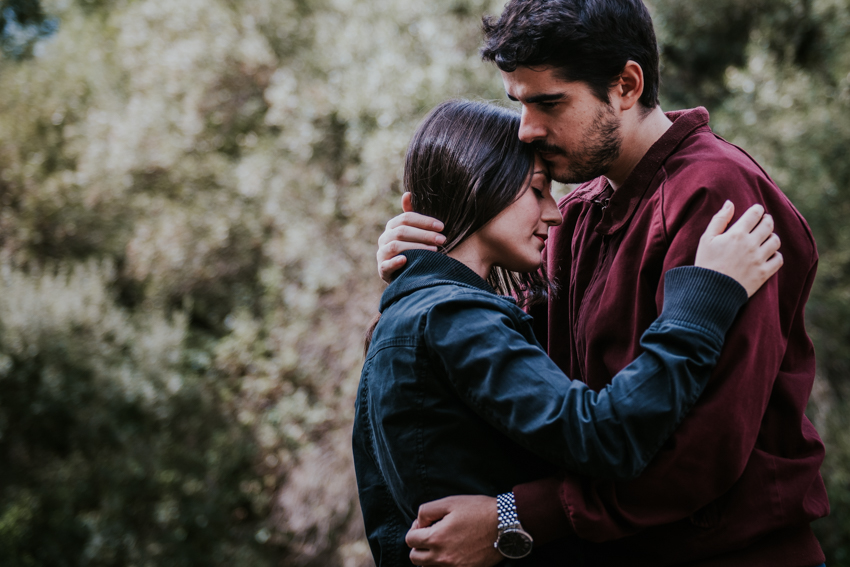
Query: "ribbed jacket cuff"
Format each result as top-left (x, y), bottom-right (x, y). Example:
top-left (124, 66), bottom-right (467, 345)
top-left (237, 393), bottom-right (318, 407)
top-left (661, 266), bottom-right (748, 339)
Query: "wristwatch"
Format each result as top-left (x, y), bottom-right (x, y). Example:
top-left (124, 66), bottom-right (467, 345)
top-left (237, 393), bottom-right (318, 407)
top-left (494, 492), bottom-right (533, 559)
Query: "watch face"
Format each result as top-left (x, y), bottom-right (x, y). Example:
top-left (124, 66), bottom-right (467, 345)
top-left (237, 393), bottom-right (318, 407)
top-left (497, 528), bottom-right (533, 559)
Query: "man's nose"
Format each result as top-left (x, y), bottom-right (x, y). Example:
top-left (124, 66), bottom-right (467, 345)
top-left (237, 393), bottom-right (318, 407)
top-left (518, 107), bottom-right (546, 143)
top-left (543, 197), bottom-right (563, 226)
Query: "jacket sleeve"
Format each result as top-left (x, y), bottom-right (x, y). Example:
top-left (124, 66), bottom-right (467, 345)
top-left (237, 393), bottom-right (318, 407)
top-left (513, 181), bottom-right (819, 545)
top-left (424, 266), bottom-right (747, 481)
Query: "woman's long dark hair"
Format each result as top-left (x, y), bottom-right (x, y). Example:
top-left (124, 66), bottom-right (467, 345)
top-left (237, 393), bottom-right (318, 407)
top-left (366, 100), bottom-right (554, 354)
top-left (405, 99), bottom-right (551, 303)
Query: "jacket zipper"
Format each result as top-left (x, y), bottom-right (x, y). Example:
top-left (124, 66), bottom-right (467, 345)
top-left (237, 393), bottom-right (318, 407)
top-left (591, 197), bottom-right (610, 210)
top-left (573, 200), bottom-right (612, 384)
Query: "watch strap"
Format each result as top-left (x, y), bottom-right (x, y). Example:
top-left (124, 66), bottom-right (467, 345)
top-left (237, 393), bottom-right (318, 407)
top-left (494, 492), bottom-right (533, 559)
top-left (497, 492), bottom-right (521, 529)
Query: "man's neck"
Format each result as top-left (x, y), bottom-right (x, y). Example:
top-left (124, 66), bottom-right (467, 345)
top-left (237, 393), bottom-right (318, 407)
top-left (605, 106), bottom-right (673, 190)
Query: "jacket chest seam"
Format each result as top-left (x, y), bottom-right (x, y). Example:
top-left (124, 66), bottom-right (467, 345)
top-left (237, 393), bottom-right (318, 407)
top-left (573, 232), bottom-right (614, 379)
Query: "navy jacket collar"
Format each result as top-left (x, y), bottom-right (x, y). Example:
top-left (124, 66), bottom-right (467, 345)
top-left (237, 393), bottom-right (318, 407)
top-left (380, 250), bottom-right (497, 313)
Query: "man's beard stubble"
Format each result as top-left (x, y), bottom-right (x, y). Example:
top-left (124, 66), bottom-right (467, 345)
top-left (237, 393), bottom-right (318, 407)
top-left (533, 104), bottom-right (623, 185)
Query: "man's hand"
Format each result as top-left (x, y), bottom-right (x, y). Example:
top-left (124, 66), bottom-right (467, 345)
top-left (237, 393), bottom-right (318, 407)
top-left (406, 495), bottom-right (502, 567)
top-left (377, 193), bottom-right (445, 282)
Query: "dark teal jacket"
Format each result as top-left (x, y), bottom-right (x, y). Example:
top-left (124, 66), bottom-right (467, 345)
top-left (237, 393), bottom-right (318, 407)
top-left (352, 250), bottom-right (746, 566)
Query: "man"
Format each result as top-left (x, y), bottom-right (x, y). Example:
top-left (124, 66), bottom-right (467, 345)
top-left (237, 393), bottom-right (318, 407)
top-left (375, 1), bottom-right (829, 566)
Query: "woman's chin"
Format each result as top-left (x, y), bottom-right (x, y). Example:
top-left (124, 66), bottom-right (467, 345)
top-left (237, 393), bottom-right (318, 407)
top-left (495, 260), bottom-right (543, 273)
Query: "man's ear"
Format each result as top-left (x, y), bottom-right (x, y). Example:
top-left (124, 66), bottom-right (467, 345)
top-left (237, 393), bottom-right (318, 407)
top-left (611, 60), bottom-right (644, 112)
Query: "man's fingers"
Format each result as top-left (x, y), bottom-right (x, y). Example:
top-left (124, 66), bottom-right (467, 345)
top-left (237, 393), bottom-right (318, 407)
top-left (378, 242), bottom-right (438, 282)
top-left (409, 547), bottom-right (436, 566)
top-left (702, 200), bottom-right (735, 238)
top-left (380, 225), bottom-right (446, 248)
top-left (379, 240), bottom-right (439, 260)
top-left (376, 208), bottom-right (445, 283)
top-left (378, 255), bottom-right (407, 282)
top-left (728, 203), bottom-right (766, 235)
top-left (416, 499), bottom-right (452, 528)
top-left (383, 212), bottom-right (445, 235)
top-left (406, 525), bottom-right (431, 549)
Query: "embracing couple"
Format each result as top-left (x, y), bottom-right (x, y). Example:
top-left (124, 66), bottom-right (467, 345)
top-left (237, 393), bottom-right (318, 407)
top-left (353, 1), bottom-right (829, 566)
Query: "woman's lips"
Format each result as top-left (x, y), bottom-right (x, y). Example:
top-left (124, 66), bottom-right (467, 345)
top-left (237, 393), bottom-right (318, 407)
top-left (535, 234), bottom-right (547, 245)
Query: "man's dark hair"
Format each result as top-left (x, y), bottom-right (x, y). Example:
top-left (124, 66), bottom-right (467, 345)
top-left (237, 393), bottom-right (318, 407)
top-left (481, 0), bottom-right (660, 109)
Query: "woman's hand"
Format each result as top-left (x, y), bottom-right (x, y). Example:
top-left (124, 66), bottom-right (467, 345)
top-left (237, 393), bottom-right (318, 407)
top-left (695, 201), bottom-right (783, 297)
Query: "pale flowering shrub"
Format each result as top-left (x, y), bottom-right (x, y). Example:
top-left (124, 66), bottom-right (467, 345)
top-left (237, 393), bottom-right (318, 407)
top-left (0, 0), bottom-right (504, 564)
top-left (0, 260), bottom-right (276, 565)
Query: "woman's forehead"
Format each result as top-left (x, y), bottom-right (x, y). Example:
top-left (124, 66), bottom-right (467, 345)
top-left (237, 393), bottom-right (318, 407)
top-left (532, 156), bottom-right (551, 179)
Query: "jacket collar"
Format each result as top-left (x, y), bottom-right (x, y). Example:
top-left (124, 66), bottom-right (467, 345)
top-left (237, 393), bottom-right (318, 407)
top-left (570, 107), bottom-right (711, 236)
top-left (380, 250), bottom-right (497, 313)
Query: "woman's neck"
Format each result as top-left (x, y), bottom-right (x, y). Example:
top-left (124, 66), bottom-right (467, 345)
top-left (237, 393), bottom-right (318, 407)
top-left (447, 236), bottom-right (491, 280)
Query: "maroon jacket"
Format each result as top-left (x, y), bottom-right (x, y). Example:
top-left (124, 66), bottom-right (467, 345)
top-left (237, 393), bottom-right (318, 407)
top-left (516, 108), bottom-right (829, 566)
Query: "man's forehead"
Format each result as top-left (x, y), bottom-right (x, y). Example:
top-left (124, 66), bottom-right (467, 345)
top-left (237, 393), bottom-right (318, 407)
top-left (500, 67), bottom-right (580, 101)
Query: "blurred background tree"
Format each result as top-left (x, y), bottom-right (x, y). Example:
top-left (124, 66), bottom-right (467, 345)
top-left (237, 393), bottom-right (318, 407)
top-left (0, 0), bottom-right (847, 565)
top-left (0, 0), bottom-right (57, 59)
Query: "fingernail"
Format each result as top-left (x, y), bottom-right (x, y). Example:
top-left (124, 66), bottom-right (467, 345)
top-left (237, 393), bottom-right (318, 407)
top-left (433, 221), bottom-right (444, 231)
top-left (436, 234), bottom-right (446, 244)
top-left (723, 200), bottom-right (732, 209)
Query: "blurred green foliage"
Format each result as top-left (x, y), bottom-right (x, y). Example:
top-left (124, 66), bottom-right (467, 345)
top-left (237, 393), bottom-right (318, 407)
top-left (0, 0), bottom-right (847, 565)
top-left (0, 0), bottom-right (57, 59)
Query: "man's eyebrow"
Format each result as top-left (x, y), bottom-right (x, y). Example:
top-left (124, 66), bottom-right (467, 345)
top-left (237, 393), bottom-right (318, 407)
top-left (506, 92), bottom-right (567, 104)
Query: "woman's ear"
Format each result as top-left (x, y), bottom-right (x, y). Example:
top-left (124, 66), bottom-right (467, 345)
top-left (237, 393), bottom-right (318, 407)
top-left (402, 192), bottom-right (415, 213)
top-left (611, 60), bottom-right (644, 112)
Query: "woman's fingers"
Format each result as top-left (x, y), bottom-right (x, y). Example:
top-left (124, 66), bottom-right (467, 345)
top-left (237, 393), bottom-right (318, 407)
top-left (759, 232), bottom-right (782, 261)
top-left (763, 251), bottom-right (784, 278)
top-left (749, 212), bottom-right (775, 244)
top-left (701, 200), bottom-right (735, 239)
top-left (727, 203), bottom-right (766, 235)
top-left (694, 202), bottom-right (783, 297)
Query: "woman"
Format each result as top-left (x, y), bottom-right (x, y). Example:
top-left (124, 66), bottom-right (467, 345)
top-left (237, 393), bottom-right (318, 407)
top-left (353, 100), bottom-right (782, 566)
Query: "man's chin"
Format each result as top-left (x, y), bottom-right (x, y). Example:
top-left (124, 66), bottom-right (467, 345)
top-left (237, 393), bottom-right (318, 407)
top-left (547, 158), bottom-right (610, 185)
